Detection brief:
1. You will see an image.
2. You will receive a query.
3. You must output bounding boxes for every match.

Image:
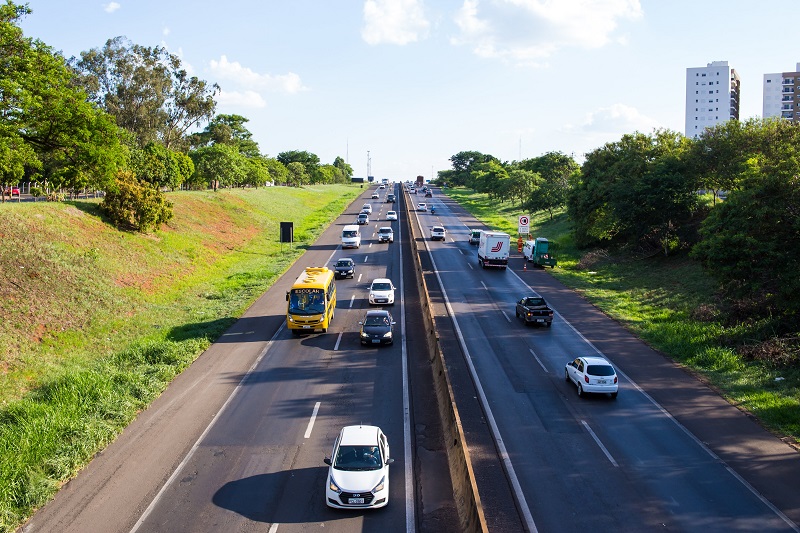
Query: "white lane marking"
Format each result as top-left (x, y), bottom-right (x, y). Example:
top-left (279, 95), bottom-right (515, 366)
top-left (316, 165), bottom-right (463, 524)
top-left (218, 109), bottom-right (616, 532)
top-left (413, 214), bottom-right (538, 533)
top-left (334, 332), bottom-right (343, 350)
top-left (480, 281), bottom-right (488, 291)
top-left (130, 324), bottom-right (286, 533)
top-left (398, 212), bottom-right (415, 533)
top-left (349, 295), bottom-right (355, 308)
top-left (357, 273), bottom-right (362, 283)
top-left (581, 420), bottom-right (618, 467)
top-left (268, 524), bottom-right (278, 533)
top-left (501, 310), bottom-right (512, 323)
top-left (459, 249), bottom-right (464, 255)
top-left (304, 402), bottom-right (321, 439)
top-left (529, 348), bottom-right (549, 373)
top-left (468, 263), bottom-right (473, 270)
top-left (364, 256), bottom-right (369, 263)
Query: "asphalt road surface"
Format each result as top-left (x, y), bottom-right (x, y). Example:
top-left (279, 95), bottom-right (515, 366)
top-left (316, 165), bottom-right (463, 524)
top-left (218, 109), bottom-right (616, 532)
top-left (412, 189), bottom-right (800, 533)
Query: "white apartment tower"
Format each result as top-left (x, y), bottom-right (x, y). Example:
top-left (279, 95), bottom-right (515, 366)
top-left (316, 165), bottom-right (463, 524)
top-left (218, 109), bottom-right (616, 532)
top-left (685, 61), bottom-right (741, 139)
top-left (763, 63), bottom-right (800, 122)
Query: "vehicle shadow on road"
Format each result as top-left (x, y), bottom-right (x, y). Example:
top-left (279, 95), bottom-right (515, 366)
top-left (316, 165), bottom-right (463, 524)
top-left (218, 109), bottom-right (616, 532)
top-left (212, 467), bottom-right (368, 524)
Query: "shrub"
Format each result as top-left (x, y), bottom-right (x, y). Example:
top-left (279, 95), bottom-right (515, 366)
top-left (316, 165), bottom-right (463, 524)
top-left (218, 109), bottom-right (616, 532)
top-left (100, 171), bottom-right (173, 232)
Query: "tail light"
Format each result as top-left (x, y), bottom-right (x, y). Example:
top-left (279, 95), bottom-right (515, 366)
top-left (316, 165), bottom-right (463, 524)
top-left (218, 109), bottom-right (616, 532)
top-left (584, 375), bottom-right (590, 383)
top-left (614, 376), bottom-right (618, 384)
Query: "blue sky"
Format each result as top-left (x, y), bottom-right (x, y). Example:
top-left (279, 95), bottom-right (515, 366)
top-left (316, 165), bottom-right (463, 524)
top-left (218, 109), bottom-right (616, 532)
top-left (18, 1), bottom-right (799, 180)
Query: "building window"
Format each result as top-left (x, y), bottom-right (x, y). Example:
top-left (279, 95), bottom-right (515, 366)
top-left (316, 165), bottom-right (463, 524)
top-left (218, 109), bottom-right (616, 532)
top-left (702, 73), bottom-right (706, 77)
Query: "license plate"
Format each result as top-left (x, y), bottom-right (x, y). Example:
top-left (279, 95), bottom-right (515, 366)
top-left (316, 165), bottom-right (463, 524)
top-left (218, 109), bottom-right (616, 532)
top-left (597, 379), bottom-right (607, 384)
top-left (348, 498), bottom-right (365, 504)
top-left (372, 339), bottom-right (380, 344)
top-left (302, 325), bottom-right (311, 329)
top-left (536, 318), bottom-right (545, 322)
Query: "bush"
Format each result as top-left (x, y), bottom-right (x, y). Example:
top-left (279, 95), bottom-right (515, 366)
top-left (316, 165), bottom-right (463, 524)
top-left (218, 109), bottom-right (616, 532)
top-left (100, 171), bottom-right (173, 232)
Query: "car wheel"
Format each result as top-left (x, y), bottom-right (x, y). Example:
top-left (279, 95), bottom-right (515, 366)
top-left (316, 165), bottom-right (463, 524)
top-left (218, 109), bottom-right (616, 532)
top-left (611, 392), bottom-right (618, 399)
top-left (546, 322), bottom-right (552, 328)
top-left (515, 309), bottom-right (520, 318)
top-left (577, 383), bottom-right (583, 397)
top-left (565, 369), bottom-right (570, 382)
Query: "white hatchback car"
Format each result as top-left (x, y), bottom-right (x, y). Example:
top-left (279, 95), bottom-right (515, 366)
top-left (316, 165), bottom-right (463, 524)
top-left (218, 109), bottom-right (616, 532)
top-left (369, 278), bottom-right (396, 305)
top-left (431, 226), bottom-right (446, 241)
top-left (417, 203), bottom-right (427, 211)
top-left (386, 211), bottom-right (398, 221)
top-left (362, 204), bottom-right (373, 214)
top-left (565, 356), bottom-right (618, 398)
top-left (324, 425), bottom-right (393, 509)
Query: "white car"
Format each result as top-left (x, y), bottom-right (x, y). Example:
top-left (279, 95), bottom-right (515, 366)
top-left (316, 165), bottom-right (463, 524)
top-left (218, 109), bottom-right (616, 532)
top-left (431, 226), bottom-right (446, 241)
top-left (362, 204), bottom-right (373, 214)
top-left (324, 425), bottom-right (393, 509)
top-left (417, 203), bottom-right (427, 211)
top-left (386, 211), bottom-right (398, 221)
top-left (369, 278), bottom-right (396, 305)
top-left (377, 227), bottom-right (394, 243)
top-left (565, 356), bottom-right (618, 398)
top-left (371, 192), bottom-right (379, 199)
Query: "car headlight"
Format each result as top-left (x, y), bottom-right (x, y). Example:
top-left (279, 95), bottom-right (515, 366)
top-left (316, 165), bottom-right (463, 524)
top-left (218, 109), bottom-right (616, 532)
top-left (287, 316), bottom-right (294, 322)
top-left (372, 476), bottom-right (385, 493)
top-left (383, 331), bottom-right (392, 338)
top-left (329, 476), bottom-right (342, 494)
top-left (361, 331), bottom-right (370, 338)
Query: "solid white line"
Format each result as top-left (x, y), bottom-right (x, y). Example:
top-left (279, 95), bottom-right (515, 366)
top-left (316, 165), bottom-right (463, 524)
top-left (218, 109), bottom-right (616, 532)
top-left (130, 324), bottom-right (286, 533)
top-left (529, 348), bottom-right (549, 373)
top-left (398, 211), bottom-right (415, 533)
top-left (334, 332), bottom-right (343, 350)
top-left (501, 310), bottom-right (511, 323)
top-left (304, 402), bottom-right (321, 439)
top-left (414, 214), bottom-right (538, 533)
top-left (581, 420), bottom-right (618, 467)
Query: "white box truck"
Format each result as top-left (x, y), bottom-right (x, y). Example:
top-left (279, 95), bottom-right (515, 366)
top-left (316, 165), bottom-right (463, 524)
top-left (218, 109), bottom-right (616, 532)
top-left (477, 231), bottom-right (510, 269)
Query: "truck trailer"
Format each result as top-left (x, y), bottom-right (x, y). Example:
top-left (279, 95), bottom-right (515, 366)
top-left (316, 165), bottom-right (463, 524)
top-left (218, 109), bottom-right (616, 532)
top-left (477, 231), bottom-right (510, 269)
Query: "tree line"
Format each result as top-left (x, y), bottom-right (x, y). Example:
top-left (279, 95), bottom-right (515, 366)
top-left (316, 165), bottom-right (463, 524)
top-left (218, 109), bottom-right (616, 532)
top-left (438, 118), bottom-right (800, 335)
top-left (0, 2), bottom-right (353, 227)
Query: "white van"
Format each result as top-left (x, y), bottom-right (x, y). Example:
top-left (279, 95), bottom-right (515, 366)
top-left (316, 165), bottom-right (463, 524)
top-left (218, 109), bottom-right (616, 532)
top-left (341, 224), bottom-right (361, 249)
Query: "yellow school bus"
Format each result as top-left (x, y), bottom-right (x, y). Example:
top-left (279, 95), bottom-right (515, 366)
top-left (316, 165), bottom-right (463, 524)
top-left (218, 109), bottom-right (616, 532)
top-left (286, 267), bottom-right (337, 333)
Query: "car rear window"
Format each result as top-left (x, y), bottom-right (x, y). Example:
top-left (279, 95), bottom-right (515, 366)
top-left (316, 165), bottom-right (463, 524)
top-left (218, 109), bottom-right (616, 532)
top-left (372, 283), bottom-right (391, 291)
top-left (587, 365), bottom-right (615, 376)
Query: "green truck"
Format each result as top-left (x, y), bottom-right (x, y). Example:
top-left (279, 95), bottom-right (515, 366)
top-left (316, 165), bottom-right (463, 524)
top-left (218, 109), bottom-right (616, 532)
top-left (523, 237), bottom-right (557, 268)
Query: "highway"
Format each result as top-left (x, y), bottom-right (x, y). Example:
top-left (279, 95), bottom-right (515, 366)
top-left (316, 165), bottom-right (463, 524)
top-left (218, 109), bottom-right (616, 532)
top-left (21, 185), bottom-right (458, 533)
top-left (411, 188), bottom-right (800, 533)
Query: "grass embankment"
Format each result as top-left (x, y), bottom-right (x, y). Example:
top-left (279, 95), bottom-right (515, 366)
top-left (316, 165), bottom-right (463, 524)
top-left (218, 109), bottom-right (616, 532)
top-left (446, 187), bottom-right (800, 445)
top-left (0, 184), bottom-right (362, 532)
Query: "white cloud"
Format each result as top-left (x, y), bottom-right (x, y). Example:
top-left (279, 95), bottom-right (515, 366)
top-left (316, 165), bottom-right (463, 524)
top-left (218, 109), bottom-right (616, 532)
top-left (567, 103), bottom-right (661, 134)
top-left (362, 0), bottom-right (430, 45)
top-left (451, 0), bottom-right (642, 63)
top-left (208, 56), bottom-right (307, 95)
top-left (103, 2), bottom-right (121, 13)
top-left (162, 26), bottom-right (170, 37)
top-left (216, 90), bottom-right (267, 109)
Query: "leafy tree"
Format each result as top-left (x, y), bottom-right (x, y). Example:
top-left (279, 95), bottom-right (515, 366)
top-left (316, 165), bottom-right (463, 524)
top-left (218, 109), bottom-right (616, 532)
top-left (518, 152), bottom-right (579, 219)
top-left (333, 156), bottom-right (353, 180)
top-left (189, 143), bottom-right (247, 188)
top-left (470, 159), bottom-right (508, 200)
top-left (263, 158), bottom-right (288, 185)
top-left (692, 166), bottom-right (800, 328)
top-left (101, 170), bottom-right (173, 232)
top-left (190, 113), bottom-right (260, 157)
top-left (447, 151), bottom-right (499, 186)
top-left (131, 142), bottom-right (193, 190)
top-left (72, 36), bottom-right (218, 150)
top-left (277, 150), bottom-right (320, 180)
top-left (286, 161), bottom-right (307, 186)
top-left (242, 156), bottom-right (271, 188)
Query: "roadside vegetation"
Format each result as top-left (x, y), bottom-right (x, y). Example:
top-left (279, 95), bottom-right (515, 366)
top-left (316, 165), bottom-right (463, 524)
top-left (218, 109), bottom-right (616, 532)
top-left (0, 185), bottom-right (362, 532)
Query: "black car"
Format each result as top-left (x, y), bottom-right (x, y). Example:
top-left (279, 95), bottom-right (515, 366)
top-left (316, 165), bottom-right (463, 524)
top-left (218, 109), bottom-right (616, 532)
top-left (386, 193), bottom-right (396, 203)
top-left (333, 258), bottom-right (355, 279)
top-left (359, 310), bottom-right (396, 345)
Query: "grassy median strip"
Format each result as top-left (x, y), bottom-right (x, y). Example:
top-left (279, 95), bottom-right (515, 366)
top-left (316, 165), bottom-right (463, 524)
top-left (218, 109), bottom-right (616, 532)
top-left (0, 185), bottom-right (361, 532)
top-left (446, 187), bottom-right (800, 444)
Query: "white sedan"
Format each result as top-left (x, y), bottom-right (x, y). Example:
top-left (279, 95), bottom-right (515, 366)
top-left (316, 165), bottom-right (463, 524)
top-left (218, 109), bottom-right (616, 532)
top-left (565, 356), bottom-right (618, 398)
top-left (324, 425), bottom-right (393, 509)
top-left (386, 211), bottom-right (398, 221)
top-left (417, 203), bottom-right (427, 211)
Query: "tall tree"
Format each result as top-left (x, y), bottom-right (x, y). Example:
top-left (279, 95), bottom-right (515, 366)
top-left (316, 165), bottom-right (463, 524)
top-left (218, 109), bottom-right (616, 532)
top-left (72, 36), bottom-right (218, 150)
top-left (190, 113), bottom-right (260, 157)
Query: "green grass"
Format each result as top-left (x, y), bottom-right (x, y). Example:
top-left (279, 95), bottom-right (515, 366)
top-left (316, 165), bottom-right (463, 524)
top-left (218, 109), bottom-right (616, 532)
top-left (0, 184), bottom-right (362, 532)
top-left (445, 187), bottom-right (800, 443)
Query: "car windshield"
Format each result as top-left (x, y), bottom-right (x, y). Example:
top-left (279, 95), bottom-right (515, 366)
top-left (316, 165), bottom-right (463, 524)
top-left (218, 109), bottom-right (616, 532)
top-left (587, 364), bottom-right (615, 376)
top-left (333, 445), bottom-right (384, 471)
top-left (288, 289), bottom-right (326, 316)
top-left (358, 215), bottom-right (367, 219)
top-left (372, 282), bottom-right (392, 291)
top-left (379, 228), bottom-right (391, 234)
top-left (342, 231), bottom-right (357, 238)
top-left (335, 260), bottom-right (352, 267)
top-left (524, 297), bottom-right (545, 306)
top-left (364, 315), bottom-right (390, 326)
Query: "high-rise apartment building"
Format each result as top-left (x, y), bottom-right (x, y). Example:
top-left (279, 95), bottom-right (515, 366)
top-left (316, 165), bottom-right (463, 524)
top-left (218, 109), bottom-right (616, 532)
top-left (763, 63), bottom-right (800, 122)
top-left (685, 61), bottom-right (741, 139)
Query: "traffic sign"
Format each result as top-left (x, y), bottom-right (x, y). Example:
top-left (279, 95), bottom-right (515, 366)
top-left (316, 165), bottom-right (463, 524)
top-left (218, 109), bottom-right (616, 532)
top-left (518, 215), bottom-right (530, 235)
